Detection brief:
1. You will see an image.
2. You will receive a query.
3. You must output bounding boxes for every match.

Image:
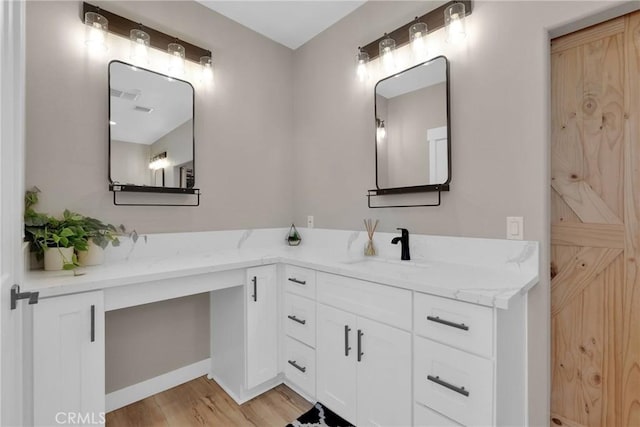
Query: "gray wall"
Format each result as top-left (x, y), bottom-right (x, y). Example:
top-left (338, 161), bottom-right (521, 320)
top-left (377, 83), bottom-right (447, 188)
top-left (291, 1), bottom-right (628, 425)
top-left (26, 0), bottom-right (294, 233)
top-left (150, 120), bottom-right (193, 187)
top-left (110, 140), bottom-right (150, 186)
top-left (25, 0), bottom-right (293, 394)
top-left (105, 294), bottom-right (210, 393)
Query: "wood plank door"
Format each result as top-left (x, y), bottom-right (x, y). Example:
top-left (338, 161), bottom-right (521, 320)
top-left (551, 12), bottom-right (640, 427)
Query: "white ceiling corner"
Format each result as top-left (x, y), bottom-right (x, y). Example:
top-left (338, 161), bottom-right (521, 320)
top-left (196, 1), bottom-right (366, 49)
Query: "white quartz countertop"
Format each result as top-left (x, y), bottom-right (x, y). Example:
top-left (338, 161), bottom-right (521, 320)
top-left (23, 235), bottom-right (538, 309)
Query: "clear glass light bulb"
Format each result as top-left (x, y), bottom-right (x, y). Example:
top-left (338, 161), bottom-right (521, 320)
top-left (379, 35), bottom-right (396, 74)
top-left (85, 12), bottom-right (108, 53)
top-left (409, 21), bottom-right (428, 62)
top-left (377, 121), bottom-right (386, 141)
top-left (356, 48), bottom-right (369, 82)
top-left (445, 3), bottom-right (467, 43)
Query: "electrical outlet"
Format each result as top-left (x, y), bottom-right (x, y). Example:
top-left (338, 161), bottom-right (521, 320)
top-left (307, 215), bottom-right (314, 229)
top-left (506, 216), bottom-right (524, 240)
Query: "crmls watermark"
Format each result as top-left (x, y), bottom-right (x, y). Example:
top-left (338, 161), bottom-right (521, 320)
top-left (55, 412), bottom-right (106, 425)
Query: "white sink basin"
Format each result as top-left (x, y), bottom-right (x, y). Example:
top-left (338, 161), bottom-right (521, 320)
top-left (341, 257), bottom-right (431, 280)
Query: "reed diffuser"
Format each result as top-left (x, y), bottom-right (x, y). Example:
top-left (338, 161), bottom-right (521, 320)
top-left (364, 219), bottom-right (379, 256)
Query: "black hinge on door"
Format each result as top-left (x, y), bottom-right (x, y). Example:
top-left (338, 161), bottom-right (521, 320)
top-left (10, 285), bottom-right (39, 310)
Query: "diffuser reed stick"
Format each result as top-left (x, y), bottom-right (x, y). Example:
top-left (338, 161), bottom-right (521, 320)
top-left (364, 219), bottom-right (379, 256)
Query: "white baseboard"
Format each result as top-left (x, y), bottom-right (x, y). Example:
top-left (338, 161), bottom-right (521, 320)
top-left (106, 358), bottom-right (211, 412)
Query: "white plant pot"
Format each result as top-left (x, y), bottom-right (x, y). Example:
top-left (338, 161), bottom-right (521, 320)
top-left (43, 247), bottom-right (75, 271)
top-left (78, 240), bottom-right (105, 267)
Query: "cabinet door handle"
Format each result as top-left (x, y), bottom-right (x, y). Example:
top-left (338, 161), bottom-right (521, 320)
top-left (427, 375), bottom-right (470, 397)
top-left (287, 315), bottom-right (306, 325)
top-left (251, 276), bottom-right (257, 302)
top-left (287, 360), bottom-right (307, 373)
top-left (357, 329), bottom-right (364, 362)
top-left (344, 325), bottom-right (351, 356)
top-left (288, 277), bottom-right (306, 285)
top-left (90, 304), bottom-right (95, 343)
top-left (427, 315), bottom-right (469, 331)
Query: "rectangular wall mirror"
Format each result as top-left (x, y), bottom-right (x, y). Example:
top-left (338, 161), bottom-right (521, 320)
top-left (374, 56), bottom-right (450, 192)
top-left (109, 60), bottom-right (195, 190)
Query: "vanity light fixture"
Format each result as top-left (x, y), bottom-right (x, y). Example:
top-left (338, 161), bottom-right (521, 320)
top-left (130, 27), bottom-right (150, 66)
top-left (356, 1), bottom-right (471, 65)
top-left (84, 11), bottom-right (108, 53)
top-left (199, 55), bottom-right (213, 82)
top-left (167, 42), bottom-right (186, 77)
top-left (379, 34), bottom-right (396, 74)
top-left (356, 47), bottom-right (370, 82)
top-left (82, 3), bottom-right (212, 65)
top-left (149, 152), bottom-right (169, 170)
top-left (409, 17), bottom-right (428, 61)
top-left (444, 2), bottom-right (467, 43)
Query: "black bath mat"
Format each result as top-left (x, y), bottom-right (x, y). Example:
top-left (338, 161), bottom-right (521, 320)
top-left (286, 402), bottom-right (354, 427)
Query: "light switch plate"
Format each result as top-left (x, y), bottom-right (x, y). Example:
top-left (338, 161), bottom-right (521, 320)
top-left (307, 215), bottom-right (314, 229)
top-left (506, 216), bottom-right (524, 240)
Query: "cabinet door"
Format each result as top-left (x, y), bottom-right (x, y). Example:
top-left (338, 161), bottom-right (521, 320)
top-left (356, 316), bottom-right (411, 427)
top-left (33, 291), bottom-right (105, 427)
top-left (246, 265), bottom-right (278, 389)
top-left (316, 304), bottom-right (357, 424)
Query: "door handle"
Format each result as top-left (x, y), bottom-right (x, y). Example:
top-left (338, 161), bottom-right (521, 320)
top-left (287, 360), bottom-right (307, 373)
top-left (251, 276), bottom-right (257, 302)
top-left (427, 375), bottom-right (469, 397)
top-left (357, 329), bottom-right (364, 362)
top-left (427, 315), bottom-right (469, 331)
top-left (287, 277), bottom-right (306, 285)
top-left (90, 304), bottom-right (95, 343)
top-left (344, 325), bottom-right (351, 356)
top-left (287, 315), bottom-right (306, 325)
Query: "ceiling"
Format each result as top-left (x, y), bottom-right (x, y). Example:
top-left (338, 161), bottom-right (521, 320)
top-left (196, 1), bottom-right (366, 49)
top-left (110, 62), bottom-right (193, 145)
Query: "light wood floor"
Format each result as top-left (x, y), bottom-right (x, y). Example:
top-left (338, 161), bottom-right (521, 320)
top-left (106, 377), bottom-right (313, 427)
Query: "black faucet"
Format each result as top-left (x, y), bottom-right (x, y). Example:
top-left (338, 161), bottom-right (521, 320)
top-left (391, 228), bottom-right (410, 260)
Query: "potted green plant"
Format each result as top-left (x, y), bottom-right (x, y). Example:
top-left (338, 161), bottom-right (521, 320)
top-left (24, 187), bottom-right (136, 269)
top-left (25, 214), bottom-right (88, 271)
top-left (286, 224), bottom-right (301, 246)
top-left (72, 215), bottom-right (121, 266)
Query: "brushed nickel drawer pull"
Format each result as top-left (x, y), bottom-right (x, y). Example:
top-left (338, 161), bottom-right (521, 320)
top-left (427, 375), bottom-right (469, 397)
top-left (287, 314), bottom-right (306, 325)
top-left (427, 315), bottom-right (469, 331)
top-left (288, 277), bottom-right (307, 285)
top-left (288, 360), bottom-right (306, 373)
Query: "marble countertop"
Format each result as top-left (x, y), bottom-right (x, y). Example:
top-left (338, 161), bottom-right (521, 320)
top-left (24, 243), bottom-right (538, 309)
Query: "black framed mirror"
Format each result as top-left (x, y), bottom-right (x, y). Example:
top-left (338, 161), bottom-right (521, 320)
top-left (374, 56), bottom-right (450, 194)
top-left (108, 60), bottom-right (195, 192)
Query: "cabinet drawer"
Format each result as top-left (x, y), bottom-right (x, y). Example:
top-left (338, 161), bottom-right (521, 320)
top-left (317, 272), bottom-right (411, 330)
top-left (284, 336), bottom-right (316, 398)
top-left (414, 403), bottom-right (462, 426)
top-left (414, 292), bottom-right (493, 358)
top-left (284, 293), bottom-right (316, 347)
top-left (284, 265), bottom-right (316, 299)
top-left (414, 337), bottom-right (493, 426)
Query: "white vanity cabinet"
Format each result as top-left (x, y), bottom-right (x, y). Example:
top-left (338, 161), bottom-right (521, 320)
top-left (413, 291), bottom-right (527, 426)
top-left (316, 272), bottom-right (412, 427)
top-left (245, 265), bottom-right (278, 389)
top-left (282, 265), bottom-right (317, 398)
top-left (32, 291), bottom-right (105, 427)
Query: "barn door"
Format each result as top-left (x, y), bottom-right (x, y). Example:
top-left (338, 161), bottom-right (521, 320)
top-left (551, 12), bottom-right (640, 427)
